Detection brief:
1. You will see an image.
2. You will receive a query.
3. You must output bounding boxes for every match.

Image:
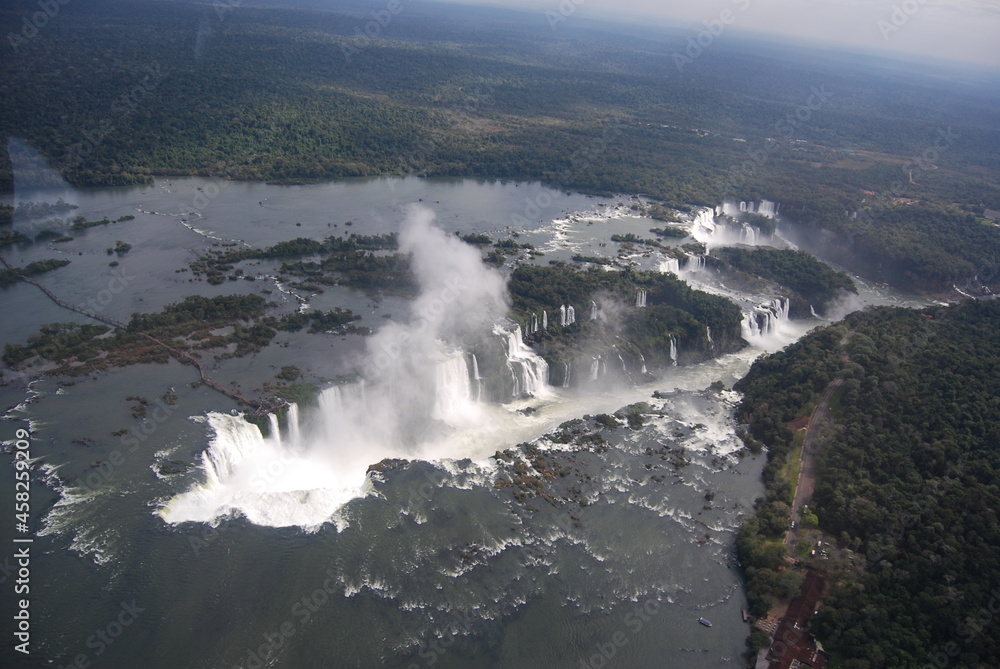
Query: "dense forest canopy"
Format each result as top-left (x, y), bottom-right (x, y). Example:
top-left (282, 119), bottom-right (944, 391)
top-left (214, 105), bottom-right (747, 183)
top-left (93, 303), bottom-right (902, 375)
top-left (710, 247), bottom-right (856, 317)
top-left (735, 300), bottom-right (1000, 668)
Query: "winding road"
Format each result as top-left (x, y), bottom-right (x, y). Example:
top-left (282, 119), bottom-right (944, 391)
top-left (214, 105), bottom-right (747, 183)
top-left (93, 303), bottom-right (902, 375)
top-left (785, 331), bottom-right (853, 555)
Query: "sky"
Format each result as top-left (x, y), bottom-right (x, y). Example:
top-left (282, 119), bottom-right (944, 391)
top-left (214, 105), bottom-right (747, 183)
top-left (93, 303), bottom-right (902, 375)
top-left (437, 0), bottom-right (1000, 69)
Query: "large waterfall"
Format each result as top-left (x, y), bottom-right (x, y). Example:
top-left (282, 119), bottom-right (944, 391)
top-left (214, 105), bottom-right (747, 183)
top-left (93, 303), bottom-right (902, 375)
top-left (741, 297), bottom-right (791, 341)
top-left (693, 202), bottom-right (778, 248)
top-left (160, 207), bottom-right (560, 529)
top-left (470, 353), bottom-right (483, 401)
top-left (498, 324), bottom-right (551, 398)
top-left (659, 257), bottom-right (680, 274)
top-left (560, 304), bottom-right (576, 327)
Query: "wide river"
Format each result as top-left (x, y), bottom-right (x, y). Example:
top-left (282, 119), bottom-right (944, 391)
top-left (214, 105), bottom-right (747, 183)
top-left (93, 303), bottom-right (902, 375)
top-left (0, 176), bottom-right (925, 668)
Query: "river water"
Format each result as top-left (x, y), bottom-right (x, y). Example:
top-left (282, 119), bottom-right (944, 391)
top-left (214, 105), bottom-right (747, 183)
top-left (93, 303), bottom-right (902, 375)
top-left (0, 177), bottom-right (926, 668)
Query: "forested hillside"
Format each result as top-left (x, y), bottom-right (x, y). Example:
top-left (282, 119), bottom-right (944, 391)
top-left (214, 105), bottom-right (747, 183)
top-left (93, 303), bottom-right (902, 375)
top-left (735, 299), bottom-right (1000, 668)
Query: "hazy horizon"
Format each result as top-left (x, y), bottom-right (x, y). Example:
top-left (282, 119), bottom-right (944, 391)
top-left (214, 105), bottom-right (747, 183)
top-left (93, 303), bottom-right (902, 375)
top-left (428, 0), bottom-right (1000, 69)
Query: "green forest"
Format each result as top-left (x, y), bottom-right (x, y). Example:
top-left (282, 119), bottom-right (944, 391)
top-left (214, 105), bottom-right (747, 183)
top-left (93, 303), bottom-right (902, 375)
top-left (3, 0), bottom-right (1000, 294)
top-left (735, 300), bottom-right (1000, 668)
top-left (710, 247), bottom-right (856, 317)
top-left (508, 264), bottom-right (744, 375)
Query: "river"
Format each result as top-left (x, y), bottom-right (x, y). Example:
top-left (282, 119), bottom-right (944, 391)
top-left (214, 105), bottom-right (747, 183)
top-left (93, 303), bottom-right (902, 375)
top-left (0, 177), bottom-right (926, 668)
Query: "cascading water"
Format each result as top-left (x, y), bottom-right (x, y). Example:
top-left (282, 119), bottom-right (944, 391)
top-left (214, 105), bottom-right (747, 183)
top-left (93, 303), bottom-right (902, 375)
top-left (287, 403), bottom-right (301, 446)
top-left (659, 257), bottom-right (680, 274)
top-left (669, 337), bottom-right (678, 366)
top-left (590, 357), bottom-right (600, 381)
top-left (757, 200), bottom-right (777, 218)
top-left (162, 206), bottom-right (547, 529)
top-left (560, 305), bottom-right (567, 327)
top-left (471, 353), bottom-right (483, 401)
top-left (691, 203), bottom-right (778, 248)
top-left (562, 362), bottom-right (571, 388)
top-left (636, 290), bottom-right (647, 308)
top-left (590, 301), bottom-right (598, 321)
top-left (268, 414), bottom-right (280, 442)
top-left (706, 326), bottom-right (713, 345)
top-left (685, 255), bottom-right (706, 272)
top-left (741, 297), bottom-right (791, 342)
top-left (566, 305), bottom-right (575, 326)
top-left (542, 310), bottom-right (548, 330)
top-left (499, 324), bottom-right (550, 398)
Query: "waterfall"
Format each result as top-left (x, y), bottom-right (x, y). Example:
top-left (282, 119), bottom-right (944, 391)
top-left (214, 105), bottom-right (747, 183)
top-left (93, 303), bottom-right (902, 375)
top-left (659, 257), bottom-right (680, 274)
top-left (199, 414), bottom-right (276, 486)
top-left (433, 353), bottom-right (478, 423)
top-left (590, 300), bottom-right (598, 321)
top-left (530, 313), bottom-right (538, 334)
top-left (636, 290), bottom-right (647, 308)
top-left (720, 201), bottom-right (740, 218)
top-left (706, 326), bottom-right (713, 344)
top-left (562, 362), bottom-right (571, 388)
top-left (742, 224), bottom-right (757, 245)
top-left (810, 304), bottom-right (820, 319)
top-left (497, 324), bottom-right (549, 398)
top-left (617, 352), bottom-right (627, 373)
top-left (590, 357), bottom-right (600, 381)
top-left (758, 200), bottom-right (777, 218)
top-left (268, 414), bottom-right (280, 441)
top-left (287, 403), bottom-right (301, 446)
top-left (685, 255), bottom-right (705, 272)
top-left (560, 304), bottom-right (567, 327)
top-left (639, 352), bottom-right (647, 375)
top-left (542, 311), bottom-right (548, 330)
top-left (669, 337), bottom-right (678, 366)
top-left (740, 201), bottom-right (747, 212)
top-left (471, 353), bottom-right (483, 401)
top-left (741, 297), bottom-right (790, 341)
top-left (566, 305), bottom-right (575, 326)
